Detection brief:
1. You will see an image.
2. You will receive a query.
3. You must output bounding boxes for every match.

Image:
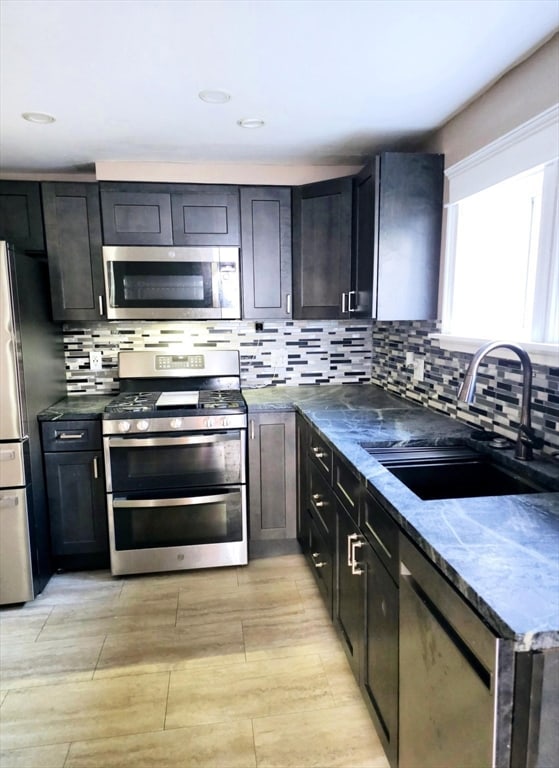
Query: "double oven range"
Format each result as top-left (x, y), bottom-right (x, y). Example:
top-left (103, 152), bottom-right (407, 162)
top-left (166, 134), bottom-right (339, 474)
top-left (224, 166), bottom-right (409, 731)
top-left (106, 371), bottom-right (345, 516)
top-left (102, 350), bottom-right (247, 576)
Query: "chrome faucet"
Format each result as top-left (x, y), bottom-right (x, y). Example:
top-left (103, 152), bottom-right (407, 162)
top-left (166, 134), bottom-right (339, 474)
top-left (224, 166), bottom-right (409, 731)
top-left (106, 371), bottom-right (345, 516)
top-left (457, 341), bottom-right (542, 461)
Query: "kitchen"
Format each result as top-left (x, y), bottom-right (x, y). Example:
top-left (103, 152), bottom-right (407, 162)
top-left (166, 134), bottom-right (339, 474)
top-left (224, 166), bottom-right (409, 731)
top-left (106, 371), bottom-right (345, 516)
top-left (1, 2), bottom-right (558, 767)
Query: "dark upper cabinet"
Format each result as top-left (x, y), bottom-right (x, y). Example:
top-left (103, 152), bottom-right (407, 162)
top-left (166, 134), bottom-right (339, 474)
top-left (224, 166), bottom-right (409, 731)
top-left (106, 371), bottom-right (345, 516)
top-left (99, 182), bottom-right (240, 246)
top-left (0, 181), bottom-right (45, 252)
top-left (41, 182), bottom-right (105, 322)
top-left (172, 187), bottom-right (240, 245)
top-left (353, 152), bottom-right (444, 321)
top-left (240, 186), bottom-right (292, 319)
top-left (292, 176), bottom-right (353, 319)
top-left (100, 188), bottom-right (173, 245)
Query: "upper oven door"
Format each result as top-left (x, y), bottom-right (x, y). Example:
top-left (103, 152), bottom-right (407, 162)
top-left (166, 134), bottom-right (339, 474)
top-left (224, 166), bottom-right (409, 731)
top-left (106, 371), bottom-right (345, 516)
top-left (105, 430), bottom-right (246, 493)
top-left (102, 246), bottom-right (240, 320)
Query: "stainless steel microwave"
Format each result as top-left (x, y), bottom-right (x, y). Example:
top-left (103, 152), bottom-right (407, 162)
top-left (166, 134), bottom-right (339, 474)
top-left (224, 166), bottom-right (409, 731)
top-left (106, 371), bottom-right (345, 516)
top-left (102, 246), bottom-right (241, 320)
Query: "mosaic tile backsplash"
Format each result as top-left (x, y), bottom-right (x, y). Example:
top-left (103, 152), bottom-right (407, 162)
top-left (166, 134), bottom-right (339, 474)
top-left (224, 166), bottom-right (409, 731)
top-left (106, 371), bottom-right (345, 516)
top-left (371, 320), bottom-right (559, 456)
top-left (63, 318), bottom-right (558, 456)
top-left (63, 320), bottom-right (373, 392)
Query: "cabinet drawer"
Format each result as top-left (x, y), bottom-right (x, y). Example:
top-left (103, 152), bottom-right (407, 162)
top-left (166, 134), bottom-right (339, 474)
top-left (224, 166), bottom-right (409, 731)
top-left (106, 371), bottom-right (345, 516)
top-left (309, 431), bottom-right (332, 479)
top-left (308, 462), bottom-right (335, 541)
top-left (333, 454), bottom-right (360, 522)
top-left (41, 420), bottom-right (102, 452)
top-left (361, 488), bottom-right (399, 582)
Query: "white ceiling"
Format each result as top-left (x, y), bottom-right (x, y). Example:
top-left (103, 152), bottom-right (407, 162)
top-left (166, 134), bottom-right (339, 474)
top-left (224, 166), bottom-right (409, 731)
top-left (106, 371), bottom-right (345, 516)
top-left (0, 0), bottom-right (557, 174)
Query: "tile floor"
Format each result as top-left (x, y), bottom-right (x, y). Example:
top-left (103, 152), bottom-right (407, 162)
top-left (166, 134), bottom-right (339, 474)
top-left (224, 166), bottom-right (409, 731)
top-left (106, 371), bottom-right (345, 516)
top-left (0, 554), bottom-right (389, 768)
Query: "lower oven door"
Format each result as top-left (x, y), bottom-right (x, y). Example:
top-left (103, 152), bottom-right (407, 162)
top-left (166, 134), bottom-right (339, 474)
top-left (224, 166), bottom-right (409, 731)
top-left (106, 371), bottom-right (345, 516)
top-left (107, 486), bottom-right (247, 575)
top-left (105, 430), bottom-right (245, 493)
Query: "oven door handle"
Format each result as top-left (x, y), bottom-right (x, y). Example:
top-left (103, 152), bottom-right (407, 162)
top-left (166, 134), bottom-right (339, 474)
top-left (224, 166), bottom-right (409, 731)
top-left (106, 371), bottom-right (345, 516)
top-left (107, 434), bottom-right (237, 448)
top-left (112, 493), bottom-right (234, 508)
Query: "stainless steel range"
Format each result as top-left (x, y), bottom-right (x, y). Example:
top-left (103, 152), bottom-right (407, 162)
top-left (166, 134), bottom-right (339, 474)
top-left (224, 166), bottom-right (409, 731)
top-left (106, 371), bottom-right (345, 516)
top-left (102, 349), bottom-right (247, 576)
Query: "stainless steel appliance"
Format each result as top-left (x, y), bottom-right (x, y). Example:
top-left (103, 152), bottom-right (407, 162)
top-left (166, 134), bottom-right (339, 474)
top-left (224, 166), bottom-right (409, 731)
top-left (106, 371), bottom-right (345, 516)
top-left (102, 245), bottom-right (241, 320)
top-left (102, 349), bottom-right (248, 576)
top-left (0, 240), bottom-right (64, 604)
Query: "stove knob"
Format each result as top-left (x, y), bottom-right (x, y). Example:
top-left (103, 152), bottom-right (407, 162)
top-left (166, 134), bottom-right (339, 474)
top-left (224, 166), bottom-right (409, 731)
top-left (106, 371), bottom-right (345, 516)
top-left (170, 418), bottom-right (183, 430)
top-left (206, 417), bottom-right (214, 429)
top-left (118, 421), bottom-right (131, 433)
top-left (136, 419), bottom-right (149, 432)
top-left (222, 417), bottom-right (229, 428)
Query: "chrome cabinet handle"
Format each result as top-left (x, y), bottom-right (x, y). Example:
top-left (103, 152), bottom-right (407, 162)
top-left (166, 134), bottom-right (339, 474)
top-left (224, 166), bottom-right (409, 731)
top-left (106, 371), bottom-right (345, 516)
top-left (113, 492), bottom-right (233, 508)
top-left (57, 432), bottom-right (85, 440)
top-left (312, 446), bottom-right (326, 459)
top-left (351, 538), bottom-right (364, 575)
top-left (347, 532), bottom-right (359, 566)
top-left (286, 293), bottom-right (291, 315)
top-left (348, 290), bottom-right (357, 312)
top-left (250, 420), bottom-right (255, 440)
top-left (92, 457), bottom-right (98, 479)
top-left (98, 295), bottom-right (104, 315)
top-left (341, 292), bottom-right (348, 313)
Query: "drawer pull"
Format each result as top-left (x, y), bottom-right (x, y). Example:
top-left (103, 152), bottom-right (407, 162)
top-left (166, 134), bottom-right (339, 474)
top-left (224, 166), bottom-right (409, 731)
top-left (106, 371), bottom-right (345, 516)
top-left (92, 457), bottom-right (99, 479)
top-left (312, 447), bottom-right (327, 459)
top-left (314, 561), bottom-right (326, 569)
top-left (57, 432), bottom-right (85, 440)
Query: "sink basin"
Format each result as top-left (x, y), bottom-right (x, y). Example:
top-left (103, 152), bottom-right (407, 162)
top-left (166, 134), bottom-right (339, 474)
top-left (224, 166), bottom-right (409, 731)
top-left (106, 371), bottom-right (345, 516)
top-left (361, 445), bottom-right (545, 500)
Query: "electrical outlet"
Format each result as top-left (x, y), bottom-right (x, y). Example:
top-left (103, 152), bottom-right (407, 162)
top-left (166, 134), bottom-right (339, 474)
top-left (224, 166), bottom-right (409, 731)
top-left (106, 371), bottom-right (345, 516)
top-left (413, 358), bottom-right (425, 382)
top-left (89, 350), bottom-right (102, 371)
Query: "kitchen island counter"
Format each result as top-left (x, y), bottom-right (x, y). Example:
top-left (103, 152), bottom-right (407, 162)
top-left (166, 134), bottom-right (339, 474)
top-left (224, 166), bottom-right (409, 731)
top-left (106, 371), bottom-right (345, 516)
top-left (245, 384), bottom-right (559, 651)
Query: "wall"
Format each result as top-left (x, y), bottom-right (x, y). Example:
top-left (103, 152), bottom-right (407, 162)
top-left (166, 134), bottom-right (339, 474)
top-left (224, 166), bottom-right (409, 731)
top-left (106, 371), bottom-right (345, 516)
top-left (370, 34), bottom-right (559, 457)
top-left (63, 320), bottom-right (373, 393)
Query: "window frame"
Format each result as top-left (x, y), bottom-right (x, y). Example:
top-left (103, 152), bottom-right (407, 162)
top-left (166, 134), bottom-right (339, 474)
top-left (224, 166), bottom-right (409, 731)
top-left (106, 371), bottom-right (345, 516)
top-left (432, 104), bottom-right (559, 366)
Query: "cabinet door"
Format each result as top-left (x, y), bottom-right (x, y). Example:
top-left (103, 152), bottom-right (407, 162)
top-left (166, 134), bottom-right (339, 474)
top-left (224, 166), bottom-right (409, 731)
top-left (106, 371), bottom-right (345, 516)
top-left (44, 450), bottom-right (108, 556)
top-left (0, 181), bottom-right (45, 252)
top-left (375, 153), bottom-right (443, 321)
top-left (100, 188), bottom-right (173, 245)
top-left (362, 542), bottom-right (399, 768)
top-left (306, 508), bottom-right (334, 617)
top-left (248, 412), bottom-right (297, 551)
top-left (240, 186), bottom-right (292, 319)
top-left (336, 504), bottom-right (365, 683)
top-left (171, 187), bottom-right (240, 245)
top-left (42, 183), bottom-right (105, 321)
top-left (351, 165), bottom-right (375, 317)
top-left (292, 176), bottom-right (352, 319)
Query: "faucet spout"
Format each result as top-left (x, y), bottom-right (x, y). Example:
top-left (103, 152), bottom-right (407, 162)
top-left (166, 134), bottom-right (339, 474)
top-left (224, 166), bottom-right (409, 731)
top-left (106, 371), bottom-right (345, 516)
top-left (457, 341), bottom-right (540, 461)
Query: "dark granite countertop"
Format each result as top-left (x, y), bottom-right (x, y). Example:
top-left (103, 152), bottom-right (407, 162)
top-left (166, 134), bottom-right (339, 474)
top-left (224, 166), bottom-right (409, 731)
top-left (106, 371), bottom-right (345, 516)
top-left (245, 384), bottom-right (559, 651)
top-left (38, 395), bottom-right (114, 421)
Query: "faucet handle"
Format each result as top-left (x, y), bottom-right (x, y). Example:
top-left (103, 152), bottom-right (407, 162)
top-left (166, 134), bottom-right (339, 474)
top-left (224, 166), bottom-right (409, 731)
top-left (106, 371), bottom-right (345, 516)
top-left (519, 424), bottom-right (544, 449)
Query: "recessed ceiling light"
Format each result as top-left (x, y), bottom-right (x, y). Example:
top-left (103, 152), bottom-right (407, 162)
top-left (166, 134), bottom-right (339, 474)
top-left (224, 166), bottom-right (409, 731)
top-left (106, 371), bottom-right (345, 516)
top-left (237, 118), bottom-right (265, 129)
top-left (198, 90), bottom-right (231, 104)
top-left (22, 112), bottom-right (55, 124)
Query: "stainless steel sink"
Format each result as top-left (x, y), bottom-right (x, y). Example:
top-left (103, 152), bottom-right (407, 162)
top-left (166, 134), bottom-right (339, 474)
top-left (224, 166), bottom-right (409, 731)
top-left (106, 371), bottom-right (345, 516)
top-left (360, 445), bottom-right (545, 500)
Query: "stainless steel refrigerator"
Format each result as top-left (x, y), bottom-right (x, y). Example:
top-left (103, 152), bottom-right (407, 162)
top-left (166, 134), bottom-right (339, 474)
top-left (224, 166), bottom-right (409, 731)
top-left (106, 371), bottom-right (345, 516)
top-left (0, 240), bottom-right (65, 604)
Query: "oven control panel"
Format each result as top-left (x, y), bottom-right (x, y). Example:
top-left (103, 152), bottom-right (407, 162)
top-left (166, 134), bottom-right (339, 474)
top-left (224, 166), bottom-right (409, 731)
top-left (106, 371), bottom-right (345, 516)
top-left (104, 413), bottom-right (247, 435)
top-left (156, 354), bottom-right (205, 370)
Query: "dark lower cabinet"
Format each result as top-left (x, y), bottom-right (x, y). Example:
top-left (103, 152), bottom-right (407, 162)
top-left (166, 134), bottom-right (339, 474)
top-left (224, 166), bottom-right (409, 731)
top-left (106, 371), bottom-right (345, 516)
top-left (41, 183), bottom-right (105, 321)
top-left (247, 411), bottom-right (298, 557)
top-left (336, 504), bottom-right (364, 682)
top-left (305, 508), bottom-right (334, 613)
top-left (362, 538), bottom-right (399, 768)
top-left (0, 181), bottom-right (45, 252)
top-left (41, 420), bottom-right (109, 569)
top-left (240, 186), bottom-right (292, 319)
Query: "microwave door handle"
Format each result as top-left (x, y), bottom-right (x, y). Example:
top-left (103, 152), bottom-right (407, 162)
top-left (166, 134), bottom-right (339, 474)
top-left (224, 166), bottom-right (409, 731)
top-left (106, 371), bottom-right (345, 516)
top-left (108, 434), bottom-right (236, 448)
top-left (112, 493), bottom-right (233, 508)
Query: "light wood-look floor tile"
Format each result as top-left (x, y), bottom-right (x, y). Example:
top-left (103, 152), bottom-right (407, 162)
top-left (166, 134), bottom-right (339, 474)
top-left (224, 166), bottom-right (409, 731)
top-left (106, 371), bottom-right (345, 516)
top-left (94, 620), bottom-right (245, 678)
top-left (0, 554), bottom-right (389, 768)
top-left (166, 654), bottom-right (334, 729)
top-left (0, 742), bottom-right (70, 768)
top-left (0, 673), bottom-right (169, 750)
top-left (64, 720), bottom-right (256, 768)
top-left (0, 636), bottom-right (103, 689)
top-left (252, 702), bottom-right (391, 768)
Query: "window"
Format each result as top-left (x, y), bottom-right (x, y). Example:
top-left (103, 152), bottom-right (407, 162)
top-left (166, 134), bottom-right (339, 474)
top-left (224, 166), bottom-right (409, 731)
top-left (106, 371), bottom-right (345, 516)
top-left (440, 106), bottom-right (559, 352)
